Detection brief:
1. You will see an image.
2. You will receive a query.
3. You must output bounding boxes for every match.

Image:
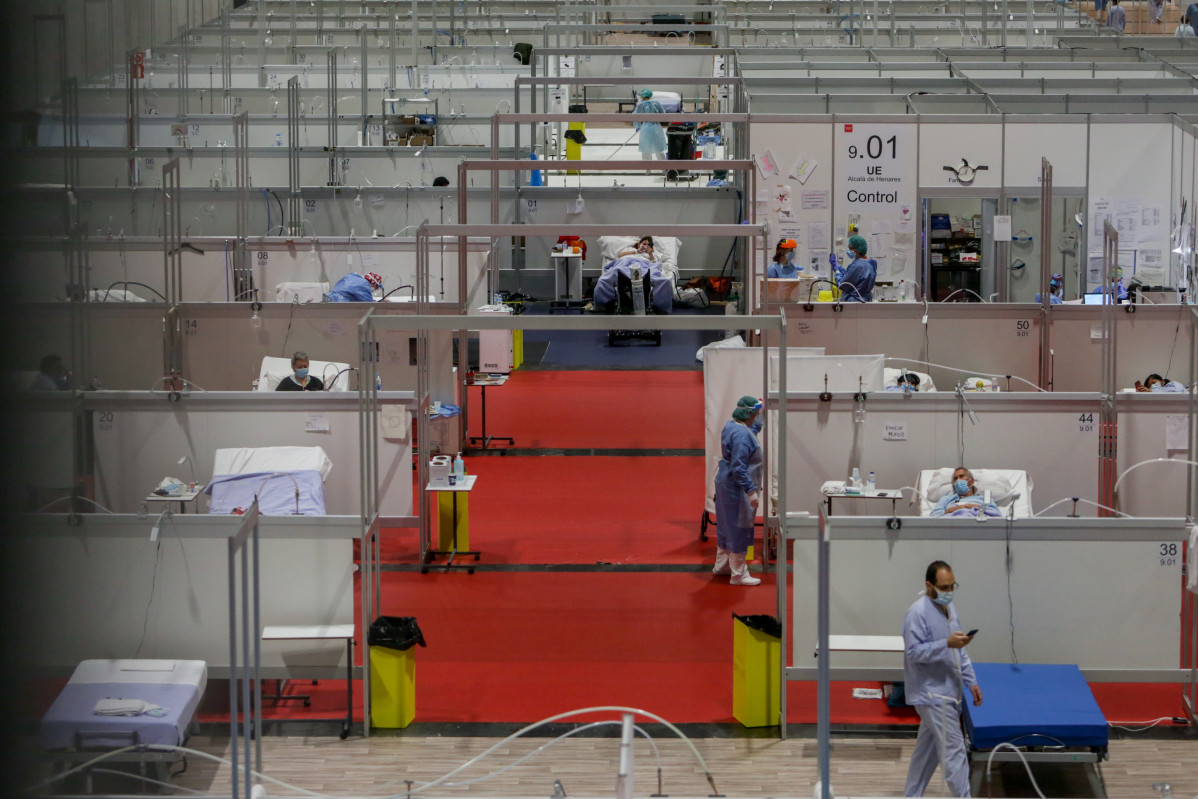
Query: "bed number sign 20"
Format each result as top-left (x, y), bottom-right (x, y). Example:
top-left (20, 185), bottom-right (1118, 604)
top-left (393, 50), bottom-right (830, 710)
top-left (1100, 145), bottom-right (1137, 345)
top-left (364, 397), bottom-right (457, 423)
top-left (97, 411), bottom-right (115, 432)
top-left (1159, 542), bottom-right (1178, 567)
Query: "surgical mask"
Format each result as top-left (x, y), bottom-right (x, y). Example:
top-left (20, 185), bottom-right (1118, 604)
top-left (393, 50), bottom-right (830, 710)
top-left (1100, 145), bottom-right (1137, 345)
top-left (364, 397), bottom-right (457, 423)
top-left (953, 479), bottom-right (970, 496)
top-left (786, 251), bottom-right (797, 264)
top-left (295, 368), bottom-right (309, 379)
top-left (931, 591), bottom-right (953, 607)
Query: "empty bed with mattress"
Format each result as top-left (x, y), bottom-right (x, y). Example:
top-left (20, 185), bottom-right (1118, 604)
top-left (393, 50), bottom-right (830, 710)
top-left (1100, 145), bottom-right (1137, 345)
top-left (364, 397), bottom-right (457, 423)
top-left (204, 445), bottom-right (332, 515)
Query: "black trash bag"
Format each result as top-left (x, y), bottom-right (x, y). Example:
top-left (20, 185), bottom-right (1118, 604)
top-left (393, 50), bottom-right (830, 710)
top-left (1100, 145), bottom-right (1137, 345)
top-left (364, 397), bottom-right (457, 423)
top-left (512, 43), bottom-right (533, 65)
top-left (368, 616), bottom-right (427, 651)
top-left (568, 103), bottom-right (589, 114)
top-left (732, 613), bottom-right (781, 639)
top-left (563, 129), bottom-right (587, 145)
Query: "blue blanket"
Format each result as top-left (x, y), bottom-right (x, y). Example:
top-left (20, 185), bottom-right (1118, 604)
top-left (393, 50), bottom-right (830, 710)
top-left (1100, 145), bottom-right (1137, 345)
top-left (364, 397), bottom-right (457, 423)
top-left (593, 255), bottom-right (673, 314)
top-left (41, 682), bottom-right (201, 749)
top-left (204, 469), bottom-right (327, 515)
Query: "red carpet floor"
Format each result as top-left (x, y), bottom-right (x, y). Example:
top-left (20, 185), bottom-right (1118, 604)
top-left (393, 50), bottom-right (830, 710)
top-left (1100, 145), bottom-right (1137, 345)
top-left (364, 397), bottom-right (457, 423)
top-left (198, 565), bottom-right (1189, 727)
top-left (464, 370), bottom-right (705, 451)
top-left (383, 455), bottom-right (713, 565)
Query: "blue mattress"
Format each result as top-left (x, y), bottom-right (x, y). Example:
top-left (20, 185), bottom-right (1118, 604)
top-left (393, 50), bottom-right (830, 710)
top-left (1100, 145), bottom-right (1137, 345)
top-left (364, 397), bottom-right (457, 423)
top-left (965, 663), bottom-right (1108, 750)
top-left (40, 682), bottom-right (201, 750)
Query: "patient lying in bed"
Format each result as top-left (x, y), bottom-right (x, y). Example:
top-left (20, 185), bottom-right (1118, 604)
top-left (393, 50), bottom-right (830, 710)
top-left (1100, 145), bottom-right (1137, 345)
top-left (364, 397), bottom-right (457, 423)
top-left (930, 467), bottom-right (1001, 517)
top-left (592, 235), bottom-right (674, 314)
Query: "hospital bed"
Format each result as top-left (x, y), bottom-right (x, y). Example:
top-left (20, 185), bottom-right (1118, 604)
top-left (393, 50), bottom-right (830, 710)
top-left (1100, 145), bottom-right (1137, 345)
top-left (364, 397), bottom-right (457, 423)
top-left (915, 468), bottom-right (1033, 517)
top-left (883, 367), bottom-right (936, 392)
top-left (40, 659), bottom-right (207, 790)
top-left (597, 235), bottom-right (681, 306)
top-left (965, 662), bottom-right (1109, 797)
top-left (275, 281), bottom-right (329, 303)
top-left (204, 445), bottom-right (332, 515)
top-left (256, 355), bottom-right (354, 391)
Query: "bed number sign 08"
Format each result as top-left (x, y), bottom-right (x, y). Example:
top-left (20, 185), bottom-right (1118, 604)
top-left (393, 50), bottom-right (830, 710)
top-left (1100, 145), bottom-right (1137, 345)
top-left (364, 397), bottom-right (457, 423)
top-left (1159, 542), bottom-right (1178, 567)
top-left (1077, 413), bottom-right (1094, 433)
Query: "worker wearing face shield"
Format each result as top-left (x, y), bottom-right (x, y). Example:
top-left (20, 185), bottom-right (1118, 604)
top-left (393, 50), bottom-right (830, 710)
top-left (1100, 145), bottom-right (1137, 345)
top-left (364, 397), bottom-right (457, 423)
top-left (829, 235), bottom-right (877, 302)
top-left (712, 396), bottom-right (764, 587)
top-left (768, 238), bottom-right (801, 279)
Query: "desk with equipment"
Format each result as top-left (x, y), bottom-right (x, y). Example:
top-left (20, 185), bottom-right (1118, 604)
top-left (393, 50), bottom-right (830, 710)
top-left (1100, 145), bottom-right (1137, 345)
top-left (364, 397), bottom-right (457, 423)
top-left (424, 474), bottom-right (480, 574)
top-left (467, 374), bottom-right (514, 451)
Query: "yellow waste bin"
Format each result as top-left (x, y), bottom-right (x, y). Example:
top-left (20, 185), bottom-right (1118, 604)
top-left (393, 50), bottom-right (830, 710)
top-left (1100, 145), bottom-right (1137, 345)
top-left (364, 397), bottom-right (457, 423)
top-left (732, 614), bottom-right (781, 728)
top-left (437, 490), bottom-right (470, 552)
top-left (566, 121), bottom-right (586, 174)
top-left (368, 616), bottom-right (425, 729)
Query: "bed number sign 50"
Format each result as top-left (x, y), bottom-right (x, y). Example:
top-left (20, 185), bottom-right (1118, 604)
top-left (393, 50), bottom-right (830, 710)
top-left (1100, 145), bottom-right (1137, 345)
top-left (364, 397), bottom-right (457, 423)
top-left (1159, 542), bottom-right (1178, 567)
top-left (1015, 320), bottom-right (1031, 337)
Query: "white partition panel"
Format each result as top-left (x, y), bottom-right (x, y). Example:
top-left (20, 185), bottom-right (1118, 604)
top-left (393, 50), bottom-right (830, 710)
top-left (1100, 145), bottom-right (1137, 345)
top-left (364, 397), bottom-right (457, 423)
top-left (788, 517), bottom-right (1188, 676)
top-left (1114, 395), bottom-right (1194, 520)
top-left (11, 515), bottom-right (355, 676)
top-left (1047, 305), bottom-right (1194, 392)
top-left (919, 122), bottom-right (1003, 189)
top-left (1003, 121), bottom-right (1088, 188)
top-left (781, 393), bottom-right (1105, 517)
top-left (88, 392), bottom-right (414, 517)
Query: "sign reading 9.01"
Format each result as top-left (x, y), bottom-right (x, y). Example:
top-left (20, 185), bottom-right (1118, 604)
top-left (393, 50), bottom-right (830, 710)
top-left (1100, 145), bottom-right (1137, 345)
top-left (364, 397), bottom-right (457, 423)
top-left (834, 122), bottom-right (917, 211)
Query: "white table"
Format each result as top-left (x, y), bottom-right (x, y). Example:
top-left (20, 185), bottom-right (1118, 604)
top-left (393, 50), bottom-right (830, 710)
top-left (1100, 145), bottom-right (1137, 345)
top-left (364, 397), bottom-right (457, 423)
top-left (466, 374), bottom-right (514, 450)
top-left (424, 475), bottom-right (479, 573)
top-left (821, 484), bottom-right (903, 517)
top-left (550, 250), bottom-right (584, 309)
top-left (261, 624), bottom-right (355, 739)
top-left (145, 485), bottom-right (205, 514)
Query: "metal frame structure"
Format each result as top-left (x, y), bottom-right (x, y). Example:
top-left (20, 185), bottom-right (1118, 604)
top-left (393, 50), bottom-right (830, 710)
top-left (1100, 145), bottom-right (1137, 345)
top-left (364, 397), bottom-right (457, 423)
top-left (1099, 220), bottom-right (1119, 514)
top-left (227, 501), bottom-right (262, 799)
top-left (162, 157), bottom-right (184, 382)
top-left (777, 514), bottom-right (1196, 746)
top-left (1037, 157), bottom-right (1054, 389)
top-left (233, 112), bottom-right (253, 302)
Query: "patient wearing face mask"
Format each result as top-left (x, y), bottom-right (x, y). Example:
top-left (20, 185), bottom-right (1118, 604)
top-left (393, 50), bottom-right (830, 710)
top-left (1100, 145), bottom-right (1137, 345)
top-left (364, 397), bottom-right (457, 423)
top-left (930, 467), bottom-right (1001, 517)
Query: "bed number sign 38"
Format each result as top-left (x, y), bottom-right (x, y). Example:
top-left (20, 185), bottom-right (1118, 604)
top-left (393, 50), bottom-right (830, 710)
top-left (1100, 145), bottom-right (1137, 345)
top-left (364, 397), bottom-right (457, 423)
top-left (1159, 542), bottom-right (1178, 567)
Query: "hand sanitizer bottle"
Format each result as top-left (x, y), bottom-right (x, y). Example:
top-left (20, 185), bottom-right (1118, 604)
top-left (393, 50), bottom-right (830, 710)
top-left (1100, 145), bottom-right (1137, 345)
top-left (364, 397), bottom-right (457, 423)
top-left (867, 471), bottom-right (876, 492)
top-left (454, 453), bottom-right (465, 478)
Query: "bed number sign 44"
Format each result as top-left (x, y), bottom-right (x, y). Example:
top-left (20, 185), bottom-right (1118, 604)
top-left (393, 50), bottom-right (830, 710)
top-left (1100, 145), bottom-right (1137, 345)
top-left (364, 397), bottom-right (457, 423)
top-left (1077, 413), bottom-right (1094, 433)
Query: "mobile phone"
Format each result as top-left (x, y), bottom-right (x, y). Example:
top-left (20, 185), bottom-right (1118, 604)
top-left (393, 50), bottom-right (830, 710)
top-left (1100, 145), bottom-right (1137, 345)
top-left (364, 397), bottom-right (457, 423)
top-left (966, 629), bottom-right (978, 636)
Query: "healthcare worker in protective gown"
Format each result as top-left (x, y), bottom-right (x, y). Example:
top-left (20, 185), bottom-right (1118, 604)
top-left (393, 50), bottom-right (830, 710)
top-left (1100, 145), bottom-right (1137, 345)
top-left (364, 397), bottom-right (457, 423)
top-left (633, 89), bottom-right (667, 161)
top-left (713, 396), bottom-right (763, 586)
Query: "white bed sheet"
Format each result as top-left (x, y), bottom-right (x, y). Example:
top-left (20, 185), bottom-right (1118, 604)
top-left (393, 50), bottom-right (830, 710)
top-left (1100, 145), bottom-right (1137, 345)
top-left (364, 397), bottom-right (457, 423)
top-left (213, 446), bottom-right (333, 482)
top-left (68, 659), bottom-right (208, 694)
top-left (883, 367), bottom-right (937, 392)
top-left (916, 468), bottom-right (1033, 517)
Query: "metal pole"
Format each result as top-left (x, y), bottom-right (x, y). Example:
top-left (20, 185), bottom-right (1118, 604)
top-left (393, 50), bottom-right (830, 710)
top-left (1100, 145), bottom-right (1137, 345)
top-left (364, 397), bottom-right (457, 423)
top-left (1038, 158), bottom-right (1054, 390)
top-left (816, 510), bottom-right (831, 799)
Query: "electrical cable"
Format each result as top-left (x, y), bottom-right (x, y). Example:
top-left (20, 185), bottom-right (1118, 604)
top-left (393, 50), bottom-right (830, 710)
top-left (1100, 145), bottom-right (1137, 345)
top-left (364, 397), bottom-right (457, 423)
top-left (372, 705), bottom-right (718, 798)
top-left (1033, 497), bottom-right (1133, 518)
top-left (1108, 716), bottom-right (1179, 731)
top-left (984, 742), bottom-right (1047, 799)
top-left (224, 239), bottom-right (231, 301)
top-left (135, 521), bottom-right (167, 657)
top-left (1004, 510), bottom-right (1018, 664)
top-left (33, 495), bottom-right (115, 514)
top-left (280, 296), bottom-right (298, 356)
top-left (1113, 458), bottom-right (1198, 498)
top-left (260, 187), bottom-right (272, 234)
top-left (87, 768), bottom-right (207, 795)
top-left (1162, 298), bottom-right (1187, 382)
top-left (104, 281), bottom-right (167, 302)
top-left (381, 284), bottom-right (416, 300)
top-left (268, 188), bottom-right (286, 226)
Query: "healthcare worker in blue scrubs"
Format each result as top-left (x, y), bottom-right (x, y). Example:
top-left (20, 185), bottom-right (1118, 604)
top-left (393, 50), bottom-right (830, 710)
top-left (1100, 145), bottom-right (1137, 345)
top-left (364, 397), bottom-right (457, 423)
top-left (768, 238), bottom-right (801, 278)
top-left (903, 560), bottom-right (982, 798)
top-left (829, 235), bottom-right (876, 301)
top-left (713, 396), bottom-right (763, 586)
top-left (1035, 273), bottom-right (1064, 304)
top-left (633, 89), bottom-right (667, 161)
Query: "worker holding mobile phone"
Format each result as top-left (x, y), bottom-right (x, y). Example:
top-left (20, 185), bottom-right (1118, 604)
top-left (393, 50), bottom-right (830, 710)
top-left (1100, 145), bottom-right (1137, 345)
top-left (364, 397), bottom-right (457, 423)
top-left (902, 560), bottom-right (983, 797)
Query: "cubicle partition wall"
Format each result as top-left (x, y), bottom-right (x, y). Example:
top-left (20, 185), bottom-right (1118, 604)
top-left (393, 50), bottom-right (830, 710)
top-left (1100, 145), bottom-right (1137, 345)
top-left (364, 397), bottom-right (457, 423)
top-left (86, 390), bottom-right (415, 517)
top-left (9, 513), bottom-right (356, 680)
top-left (777, 515), bottom-right (1193, 732)
top-left (778, 392), bottom-right (1107, 517)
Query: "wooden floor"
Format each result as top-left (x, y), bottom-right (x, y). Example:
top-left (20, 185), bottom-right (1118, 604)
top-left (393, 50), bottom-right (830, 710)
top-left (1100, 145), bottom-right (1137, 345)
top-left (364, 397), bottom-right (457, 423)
top-left (148, 733), bottom-right (1196, 798)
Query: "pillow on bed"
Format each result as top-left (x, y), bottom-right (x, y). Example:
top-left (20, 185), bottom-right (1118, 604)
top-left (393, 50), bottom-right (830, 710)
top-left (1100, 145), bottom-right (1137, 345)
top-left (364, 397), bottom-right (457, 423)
top-left (919, 468), bottom-right (1032, 513)
top-left (598, 235), bottom-right (680, 272)
top-left (883, 367), bottom-right (936, 392)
